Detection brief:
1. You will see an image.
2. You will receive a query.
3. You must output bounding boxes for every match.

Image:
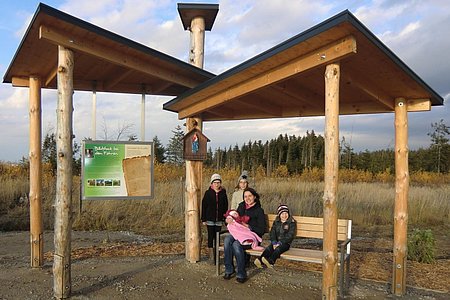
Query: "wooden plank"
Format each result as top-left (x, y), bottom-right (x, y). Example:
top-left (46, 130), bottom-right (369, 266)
top-left (235, 97), bottom-right (283, 116)
top-left (341, 72), bottom-right (394, 110)
top-left (39, 25), bottom-right (200, 88)
top-left (178, 35), bottom-right (357, 119)
top-left (407, 99), bottom-right (430, 112)
top-left (44, 67), bottom-right (58, 87)
top-left (104, 69), bottom-right (134, 90)
top-left (12, 76), bottom-right (30, 87)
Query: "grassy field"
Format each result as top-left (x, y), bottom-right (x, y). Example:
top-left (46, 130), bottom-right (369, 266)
top-left (1, 164), bottom-right (448, 234)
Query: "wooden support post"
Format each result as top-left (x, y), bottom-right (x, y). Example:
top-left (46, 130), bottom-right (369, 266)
top-left (29, 76), bottom-right (43, 268)
top-left (92, 82), bottom-right (96, 140)
top-left (185, 15), bottom-right (206, 263)
top-left (323, 63), bottom-right (340, 300)
top-left (185, 117), bottom-right (203, 262)
top-left (53, 45), bottom-right (74, 299)
top-left (189, 17), bottom-right (205, 69)
top-left (392, 97), bottom-right (409, 296)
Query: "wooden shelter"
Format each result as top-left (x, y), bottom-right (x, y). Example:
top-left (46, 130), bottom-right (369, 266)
top-left (3, 3), bottom-right (214, 299)
top-left (164, 10), bottom-right (443, 299)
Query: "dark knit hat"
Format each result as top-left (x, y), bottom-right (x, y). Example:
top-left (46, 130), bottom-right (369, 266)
top-left (277, 204), bottom-right (290, 217)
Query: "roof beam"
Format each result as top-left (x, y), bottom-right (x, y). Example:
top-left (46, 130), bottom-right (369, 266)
top-left (44, 67), bottom-right (57, 87)
top-left (178, 35), bottom-right (357, 119)
top-left (104, 69), bottom-right (134, 90)
top-left (342, 70), bottom-right (394, 110)
top-left (272, 81), bottom-right (323, 110)
top-left (236, 96), bottom-right (283, 116)
top-left (407, 98), bottom-right (431, 112)
top-left (12, 76), bottom-right (29, 87)
top-left (39, 24), bottom-right (200, 88)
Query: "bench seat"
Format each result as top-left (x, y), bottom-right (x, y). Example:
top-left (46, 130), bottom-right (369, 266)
top-left (215, 214), bottom-right (352, 296)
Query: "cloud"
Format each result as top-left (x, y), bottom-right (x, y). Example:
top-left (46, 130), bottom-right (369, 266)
top-left (1, 0), bottom-right (449, 162)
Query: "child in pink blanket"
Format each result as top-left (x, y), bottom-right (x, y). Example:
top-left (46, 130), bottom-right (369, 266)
top-left (224, 209), bottom-right (264, 250)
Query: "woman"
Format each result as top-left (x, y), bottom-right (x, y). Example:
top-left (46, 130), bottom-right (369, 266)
top-left (223, 187), bottom-right (266, 283)
top-left (230, 171), bottom-right (249, 209)
top-left (201, 173), bottom-right (228, 264)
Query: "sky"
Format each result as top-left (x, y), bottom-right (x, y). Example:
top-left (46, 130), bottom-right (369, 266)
top-left (0, 0), bottom-right (449, 162)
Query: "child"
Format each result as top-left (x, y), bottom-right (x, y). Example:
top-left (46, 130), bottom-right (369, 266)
top-left (230, 171), bottom-right (249, 209)
top-left (201, 174), bottom-right (228, 264)
top-left (254, 204), bottom-right (297, 268)
top-left (224, 209), bottom-right (264, 251)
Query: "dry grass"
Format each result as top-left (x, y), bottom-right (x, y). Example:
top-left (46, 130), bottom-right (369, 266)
top-left (0, 164), bottom-right (449, 232)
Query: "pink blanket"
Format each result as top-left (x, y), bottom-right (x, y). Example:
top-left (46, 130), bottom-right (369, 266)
top-left (227, 221), bottom-right (264, 250)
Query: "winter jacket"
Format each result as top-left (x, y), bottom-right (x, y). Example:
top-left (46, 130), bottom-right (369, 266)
top-left (201, 187), bottom-right (228, 223)
top-left (237, 200), bottom-right (266, 238)
top-left (230, 189), bottom-right (244, 209)
top-left (269, 216), bottom-right (297, 245)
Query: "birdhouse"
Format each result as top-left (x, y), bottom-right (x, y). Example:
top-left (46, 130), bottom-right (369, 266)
top-left (183, 128), bottom-right (210, 161)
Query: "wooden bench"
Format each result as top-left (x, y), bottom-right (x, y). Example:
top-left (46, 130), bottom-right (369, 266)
top-left (216, 214), bottom-right (352, 296)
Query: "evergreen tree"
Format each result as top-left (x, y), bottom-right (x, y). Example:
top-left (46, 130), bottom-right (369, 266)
top-left (42, 131), bottom-right (80, 176)
top-left (166, 125), bottom-right (184, 165)
top-left (152, 135), bottom-right (166, 164)
top-left (428, 119), bottom-right (450, 173)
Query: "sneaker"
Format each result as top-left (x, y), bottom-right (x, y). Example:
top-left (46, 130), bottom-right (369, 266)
top-left (254, 258), bottom-right (263, 269)
top-left (236, 277), bottom-right (247, 284)
top-left (223, 272), bottom-right (235, 280)
top-left (261, 257), bottom-right (274, 269)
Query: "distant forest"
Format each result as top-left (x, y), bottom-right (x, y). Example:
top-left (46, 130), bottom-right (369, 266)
top-left (201, 131), bottom-right (449, 174)
top-left (160, 119), bottom-right (450, 175)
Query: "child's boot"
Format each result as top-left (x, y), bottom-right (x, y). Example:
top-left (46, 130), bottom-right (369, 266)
top-left (208, 248), bottom-right (214, 264)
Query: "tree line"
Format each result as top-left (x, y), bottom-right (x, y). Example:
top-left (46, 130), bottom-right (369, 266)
top-left (159, 119), bottom-right (449, 174)
top-left (27, 119), bottom-right (447, 176)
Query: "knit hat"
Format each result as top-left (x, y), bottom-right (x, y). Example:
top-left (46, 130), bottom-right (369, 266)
top-left (238, 170), bottom-right (249, 182)
top-left (277, 204), bottom-right (290, 218)
top-left (210, 173), bottom-right (222, 183)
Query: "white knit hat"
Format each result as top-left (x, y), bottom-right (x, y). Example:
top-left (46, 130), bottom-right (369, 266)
top-left (210, 173), bottom-right (222, 183)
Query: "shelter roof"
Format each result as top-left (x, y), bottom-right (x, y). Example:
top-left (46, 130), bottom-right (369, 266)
top-left (163, 10), bottom-right (444, 121)
top-left (3, 3), bottom-right (214, 95)
top-left (178, 3), bottom-right (219, 31)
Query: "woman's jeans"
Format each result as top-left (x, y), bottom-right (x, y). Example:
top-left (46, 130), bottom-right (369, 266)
top-left (224, 235), bottom-right (248, 279)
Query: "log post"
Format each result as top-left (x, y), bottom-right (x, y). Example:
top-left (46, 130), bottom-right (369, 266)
top-left (186, 15), bottom-right (205, 263)
top-left (178, 3), bottom-right (218, 263)
top-left (29, 76), bottom-right (43, 268)
top-left (323, 63), bottom-right (340, 300)
top-left (392, 97), bottom-right (409, 296)
top-left (185, 117), bottom-right (203, 262)
top-left (53, 45), bottom-right (74, 299)
top-left (189, 17), bottom-right (205, 68)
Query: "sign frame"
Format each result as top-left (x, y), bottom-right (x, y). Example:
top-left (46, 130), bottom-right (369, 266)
top-left (81, 140), bottom-right (154, 200)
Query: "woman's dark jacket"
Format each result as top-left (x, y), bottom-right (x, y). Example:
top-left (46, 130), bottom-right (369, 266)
top-left (237, 200), bottom-right (266, 238)
top-left (201, 187), bottom-right (228, 223)
top-left (269, 216), bottom-right (297, 245)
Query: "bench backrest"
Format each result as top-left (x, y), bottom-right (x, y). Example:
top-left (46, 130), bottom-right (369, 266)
top-left (265, 214), bottom-right (352, 254)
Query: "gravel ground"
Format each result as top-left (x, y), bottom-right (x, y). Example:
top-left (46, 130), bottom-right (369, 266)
top-left (0, 231), bottom-right (448, 299)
